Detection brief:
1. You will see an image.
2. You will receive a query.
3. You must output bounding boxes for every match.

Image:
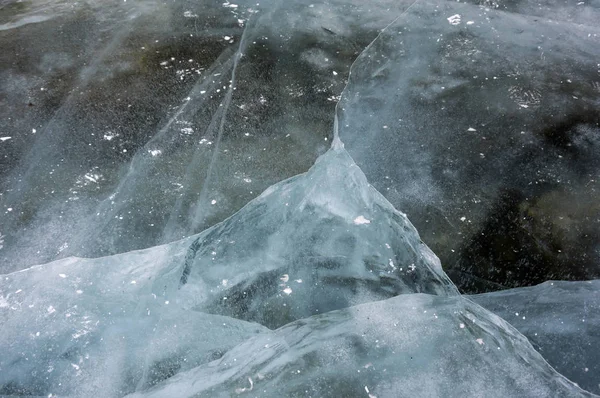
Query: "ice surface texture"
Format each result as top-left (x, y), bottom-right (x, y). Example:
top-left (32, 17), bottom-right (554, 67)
top-left (472, 280), bottom-right (600, 395)
top-left (130, 294), bottom-right (591, 398)
top-left (0, 146), bottom-right (594, 397)
top-left (2, 0), bottom-right (597, 291)
top-left (1, 0), bottom-right (599, 396)
top-left (0, 237), bottom-right (268, 396)
top-left (0, 0), bottom-right (403, 272)
top-left (336, 0), bottom-right (600, 290)
top-left (176, 145), bottom-right (458, 329)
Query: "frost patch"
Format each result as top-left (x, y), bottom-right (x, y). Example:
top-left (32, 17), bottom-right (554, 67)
top-left (447, 14), bottom-right (461, 25)
top-left (353, 215), bottom-right (371, 225)
top-left (103, 132), bottom-right (117, 141)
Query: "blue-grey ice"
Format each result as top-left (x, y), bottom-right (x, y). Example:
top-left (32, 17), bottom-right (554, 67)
top-left (1, 0), bottom-right (599, 396)
top-left (1, 144), bottom-right (596, 396)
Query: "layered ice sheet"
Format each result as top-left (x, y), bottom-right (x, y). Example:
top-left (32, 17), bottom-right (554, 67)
top-left (472, 280), bottom-right (600, 395)
top-left (0, 147), bottom-right (595, 397)
top-left (0, 237), bottom-right (268, 396)
top-left (129, 294), bottom-right (591, 398)
top-left (336, 0), bottom-right (600, 290)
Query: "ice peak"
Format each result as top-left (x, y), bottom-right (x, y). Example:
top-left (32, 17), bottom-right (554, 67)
top-left (176, 147), bottom-right (458, 328)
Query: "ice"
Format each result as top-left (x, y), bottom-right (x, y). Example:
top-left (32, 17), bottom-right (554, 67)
top-left (2, 0), bottom-right (597, 292)
top-left (0, 238), bottom-right (267, 396)
top-left (174, 144), bottom-right (458, 329)
top-left (472, 280), bottom-right (600, 395)
top-left (1, 0), bottom-right (599, 396)
top-left (0, 146), bottom-right (594, 396)
top-left (1, 143), bottom-right (459, 395)
top-left (129, 294), bottom-right (590, 398)
top-left (336, 0), bottom-right (600, 290)
top-left (0, 0), bottom-right (407, 273)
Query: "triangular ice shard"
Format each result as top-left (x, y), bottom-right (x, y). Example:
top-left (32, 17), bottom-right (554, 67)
top-left (174, 145), bottom-right (458, 328)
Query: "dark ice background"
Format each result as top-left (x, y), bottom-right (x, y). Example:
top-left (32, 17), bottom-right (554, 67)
top-left (0, 0), bottom-right (598, 293)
